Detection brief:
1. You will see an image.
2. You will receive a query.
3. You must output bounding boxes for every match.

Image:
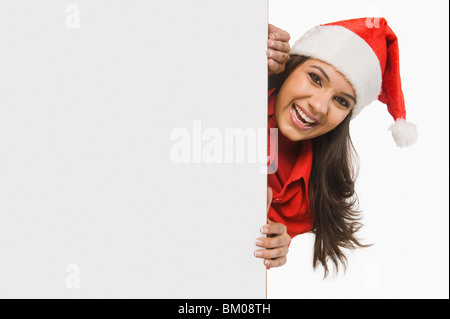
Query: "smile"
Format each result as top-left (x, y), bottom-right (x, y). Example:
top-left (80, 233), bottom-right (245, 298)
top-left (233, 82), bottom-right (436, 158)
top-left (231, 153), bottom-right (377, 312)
top-left (290, 103), bottom-right (319, 129)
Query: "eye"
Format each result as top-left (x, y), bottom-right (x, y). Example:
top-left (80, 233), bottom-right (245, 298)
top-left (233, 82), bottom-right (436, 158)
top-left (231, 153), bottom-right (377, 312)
top-left (335, 96), bottom-right (350, 108)
top-left (308, 73), bottom-right (322, 86)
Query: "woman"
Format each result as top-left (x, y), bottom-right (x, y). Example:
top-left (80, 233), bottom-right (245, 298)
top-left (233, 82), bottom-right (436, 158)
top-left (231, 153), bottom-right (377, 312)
top-left (255, 18), bottom-right (417, 277)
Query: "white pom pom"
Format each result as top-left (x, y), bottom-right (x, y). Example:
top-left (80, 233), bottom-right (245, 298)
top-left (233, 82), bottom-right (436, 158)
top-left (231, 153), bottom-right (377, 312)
top-left (388, 119), bottom-right (418, 147)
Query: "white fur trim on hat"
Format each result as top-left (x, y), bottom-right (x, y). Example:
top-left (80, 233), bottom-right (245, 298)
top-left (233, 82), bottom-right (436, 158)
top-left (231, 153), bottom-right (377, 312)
top-left (290, 25), bottom-right (382, 119)
top-left (388, 118), bottom-right (418, 147)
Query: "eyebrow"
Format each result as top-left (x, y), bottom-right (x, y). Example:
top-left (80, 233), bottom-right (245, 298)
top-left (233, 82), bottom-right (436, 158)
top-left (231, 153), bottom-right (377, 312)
top-left (310, 65), bottom-right (330, 82)
top-left (342, 92), bottom-right (357, 104)
top-left (310, 65), bottom-right (357, 104)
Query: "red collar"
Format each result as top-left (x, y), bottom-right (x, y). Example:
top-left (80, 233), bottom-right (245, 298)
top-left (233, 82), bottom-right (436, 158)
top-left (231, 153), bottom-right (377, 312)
top-left (268, 88), bottom-right (276, 117)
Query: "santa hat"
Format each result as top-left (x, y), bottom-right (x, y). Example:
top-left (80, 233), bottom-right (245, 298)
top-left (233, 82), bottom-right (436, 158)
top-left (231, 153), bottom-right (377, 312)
top-left (289, 17), bottom-right (418, 147)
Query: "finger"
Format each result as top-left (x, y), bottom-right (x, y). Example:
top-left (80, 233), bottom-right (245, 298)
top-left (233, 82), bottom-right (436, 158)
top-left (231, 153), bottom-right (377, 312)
top-left (268, 58), bottom-right (285, 75)
top-left (268, 23), bottom-right (279, 37)
top-left (268, 25), bottom-right (291, 42)
top-left (264, 220), bottom-right (288, 236)
top-left (254, 246), bottom-right (289, 259)
top-left (267, 187), bottom-right (272, 213)
top-left (268, 39), bottom-right (291, 54)
top-left (264, 256), bottom-right (287, 268)
top-left (256, 233), bottom-right (291, 249)
top-left (267, 49), bottom-right (290, 65)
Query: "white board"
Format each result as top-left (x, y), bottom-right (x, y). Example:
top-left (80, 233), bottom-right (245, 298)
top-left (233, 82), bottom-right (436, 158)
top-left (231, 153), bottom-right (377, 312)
top-left (0, 0), bottom-right (268, 298)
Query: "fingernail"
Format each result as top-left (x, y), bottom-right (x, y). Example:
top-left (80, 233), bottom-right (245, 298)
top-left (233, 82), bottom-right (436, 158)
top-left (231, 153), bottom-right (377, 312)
top-left (254, 251), bottom-right (263, 257)
top-left (260, 227), bottom-right (268, 234)
top-left (271, 34), bottom-right (276, 40)
top-left (264, 260), bottom-right (270, 266)
top-left (268, 40), bottom-right (274, 47)
top-left (255, 239), bottom-right (264, 246)
top-left (268, 49), bottom-right (273, 57)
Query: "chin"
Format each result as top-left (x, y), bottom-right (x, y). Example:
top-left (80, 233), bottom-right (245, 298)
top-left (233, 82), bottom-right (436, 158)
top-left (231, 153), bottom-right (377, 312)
top-left (279, 124), bottom-right (303, 142)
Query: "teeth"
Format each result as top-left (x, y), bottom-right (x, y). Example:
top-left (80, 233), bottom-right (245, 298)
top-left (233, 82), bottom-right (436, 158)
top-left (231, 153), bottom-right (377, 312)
top-left (294, 104), bottom-right (316, 124)
top-left (293, 106), bottom-right (311, 126)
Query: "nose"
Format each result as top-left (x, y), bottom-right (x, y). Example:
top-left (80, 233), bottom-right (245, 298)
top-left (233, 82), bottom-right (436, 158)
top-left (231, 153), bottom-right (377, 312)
top-left (308, 91), bottom-right (332, 116)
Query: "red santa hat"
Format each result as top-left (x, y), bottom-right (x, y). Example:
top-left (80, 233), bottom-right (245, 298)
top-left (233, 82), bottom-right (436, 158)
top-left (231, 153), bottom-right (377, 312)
top-left (289, 17), bottom-right (418, 147)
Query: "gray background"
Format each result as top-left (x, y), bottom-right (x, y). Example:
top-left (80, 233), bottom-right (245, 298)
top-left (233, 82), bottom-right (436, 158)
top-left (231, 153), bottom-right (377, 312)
top-left (0, 0), bottom-right (268, 298)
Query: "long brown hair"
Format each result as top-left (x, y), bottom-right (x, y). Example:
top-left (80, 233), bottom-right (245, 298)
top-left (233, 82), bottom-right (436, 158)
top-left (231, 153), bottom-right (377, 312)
top-left (269, 55), bottom-right (370, 278)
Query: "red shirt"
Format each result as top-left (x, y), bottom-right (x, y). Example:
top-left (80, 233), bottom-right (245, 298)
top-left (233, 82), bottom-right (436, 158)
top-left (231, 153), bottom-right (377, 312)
top-left (267, 88), bottom-right (314, 238)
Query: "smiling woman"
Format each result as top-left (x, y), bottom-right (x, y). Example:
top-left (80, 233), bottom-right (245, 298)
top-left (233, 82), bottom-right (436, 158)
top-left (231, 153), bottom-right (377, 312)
top-left (266, 55), bottom-right (364, 277)
top-left (274, 58), bottom-right (357, 141)
top-left (256, 17), bottom-right (418, 277)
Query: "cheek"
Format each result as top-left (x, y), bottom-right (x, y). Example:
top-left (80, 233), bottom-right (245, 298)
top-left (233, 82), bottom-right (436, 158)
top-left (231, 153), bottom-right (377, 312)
top-left (325, 110), bottom-right (349, 129)
top-left (279, 75), bottom-right (310, 98)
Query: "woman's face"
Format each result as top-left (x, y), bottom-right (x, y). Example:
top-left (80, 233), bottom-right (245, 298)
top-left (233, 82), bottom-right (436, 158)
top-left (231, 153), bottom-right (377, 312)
top-left (275, 58), bottom-right (357, 141)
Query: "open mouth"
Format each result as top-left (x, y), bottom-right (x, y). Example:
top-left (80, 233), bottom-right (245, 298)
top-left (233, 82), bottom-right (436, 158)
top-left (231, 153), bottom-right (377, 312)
top-left (291, 103), bottom-right (319, 127)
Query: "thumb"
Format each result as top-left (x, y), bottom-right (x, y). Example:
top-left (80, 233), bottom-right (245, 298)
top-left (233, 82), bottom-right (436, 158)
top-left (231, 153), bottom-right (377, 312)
top-left (267, 187), bottom-right (273, 213)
